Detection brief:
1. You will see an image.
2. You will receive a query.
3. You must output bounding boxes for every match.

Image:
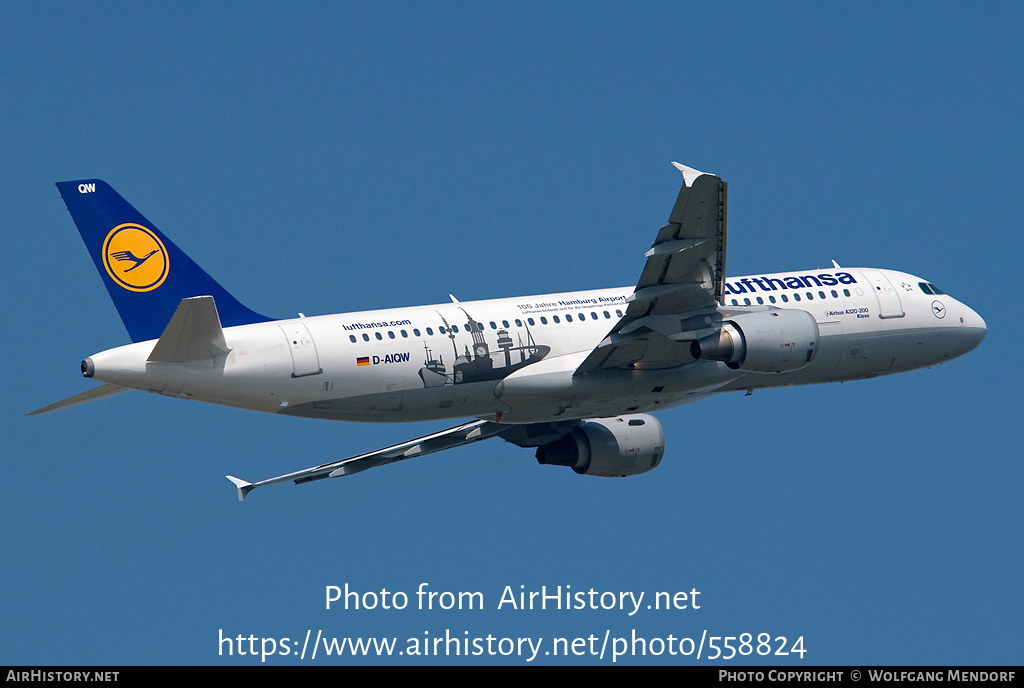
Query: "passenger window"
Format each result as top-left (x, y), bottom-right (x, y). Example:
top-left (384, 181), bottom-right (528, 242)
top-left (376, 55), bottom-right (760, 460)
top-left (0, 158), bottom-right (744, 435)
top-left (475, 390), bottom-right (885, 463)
top-left (349, 335), bottom-right (357, 343)
top-left (375, 332), bottom-right (382, 340)
top-left (490, 321), bottom-right (497, 329)
top-left (831, 290), bottom-right (838, 298)
top-left (565, 314), bottom-right (573, 322)
top-left (528, 318), bottom-right (535, 326)
top-left (819, 291), bottom-right (825, 299)
top-left (603, 311), bottom-right (610, 318)
top-left (414, 329), bottom-right (421, 337)
top-left (744, 298), bottom-right (751, 305)
top-left (756, 297), bottom-right (764, 304)
top-left (781, 294), bottom-right (789, 303)
top-left (388, 331), bottom-right (395, 339)
top-left (540, 317), bottom-right (548, 324)
top-left (514, 319), bottom-right (521, 327)
top-left (794, 294), bottom-right (801, 301)
top-left (806, 293), bottom-right (813, 300)
top-left (426, 327), bottom-right (433, 335)
top-left (553, 315), bottom-right (560, 323)
top-left (362, 333), bottom-right (370, 341)
top-left (591, 312), bottom-right (598, 320)
top-left (769, 296), bottom-right (776, 303)
top-left (843, 289), bottom-right (850, 297)
top-left (615, 309), bottom-right (623, 317)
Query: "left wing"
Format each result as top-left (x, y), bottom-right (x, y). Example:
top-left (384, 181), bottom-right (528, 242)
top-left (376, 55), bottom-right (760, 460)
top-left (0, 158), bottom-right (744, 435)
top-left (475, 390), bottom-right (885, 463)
top-left (575, 163), bottom-right (728, 374)
top-left (226, 420), bottom-right (506, 500)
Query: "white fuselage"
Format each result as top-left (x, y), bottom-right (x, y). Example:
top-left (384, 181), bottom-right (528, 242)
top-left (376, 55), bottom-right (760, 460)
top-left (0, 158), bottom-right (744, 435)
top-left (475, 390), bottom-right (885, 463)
top-left (84, 267), bottom-right (987, 425)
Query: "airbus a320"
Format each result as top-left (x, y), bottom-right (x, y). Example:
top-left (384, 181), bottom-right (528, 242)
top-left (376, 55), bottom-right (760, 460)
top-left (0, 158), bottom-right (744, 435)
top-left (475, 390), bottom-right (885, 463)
top-left (29, 164), bottom-right (986, 500)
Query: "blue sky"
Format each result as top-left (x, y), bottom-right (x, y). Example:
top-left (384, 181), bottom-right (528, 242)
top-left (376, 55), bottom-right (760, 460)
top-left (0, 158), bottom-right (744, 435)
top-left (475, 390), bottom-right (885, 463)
top-left (2, 2), bottom-right (1020, 665)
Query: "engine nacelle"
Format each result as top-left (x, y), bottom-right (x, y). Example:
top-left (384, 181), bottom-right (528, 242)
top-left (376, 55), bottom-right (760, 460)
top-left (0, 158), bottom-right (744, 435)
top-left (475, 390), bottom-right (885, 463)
top-left (690, 309), bottom-right (819, 373)
top-left (535, 414), bottom-right (665, 477)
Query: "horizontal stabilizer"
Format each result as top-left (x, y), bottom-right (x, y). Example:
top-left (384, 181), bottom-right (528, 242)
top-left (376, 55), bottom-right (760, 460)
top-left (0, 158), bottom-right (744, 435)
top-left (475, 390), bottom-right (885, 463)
top-left (148, 296), bottom-right (229, 363)
top-left (26, 383), bottom-right (127, 416)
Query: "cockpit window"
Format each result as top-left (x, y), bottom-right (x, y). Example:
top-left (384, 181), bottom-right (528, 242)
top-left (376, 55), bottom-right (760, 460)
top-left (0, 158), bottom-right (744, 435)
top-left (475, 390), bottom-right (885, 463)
top-left (919, 282), bottom-right (934, 295)
top-left (928, 283), bottom-right (945, 295)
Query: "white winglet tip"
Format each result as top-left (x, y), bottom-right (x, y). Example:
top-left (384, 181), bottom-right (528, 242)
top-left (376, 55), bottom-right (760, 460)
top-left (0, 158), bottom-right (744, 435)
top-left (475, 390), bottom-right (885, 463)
top-left (226, 475), bottom-right (255, 502)
top-left (671, 162), bottom-right (708, 187)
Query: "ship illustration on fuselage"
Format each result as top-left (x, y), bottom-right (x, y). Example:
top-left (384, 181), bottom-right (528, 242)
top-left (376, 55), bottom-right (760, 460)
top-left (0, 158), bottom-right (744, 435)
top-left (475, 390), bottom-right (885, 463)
top-left (418, 308), bottom-right (550, 387)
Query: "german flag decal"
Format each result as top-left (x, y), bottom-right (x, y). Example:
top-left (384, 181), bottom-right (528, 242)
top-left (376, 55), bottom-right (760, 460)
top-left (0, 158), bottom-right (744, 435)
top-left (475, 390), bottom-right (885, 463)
top-left (356, 357), bottom-right (370, 366)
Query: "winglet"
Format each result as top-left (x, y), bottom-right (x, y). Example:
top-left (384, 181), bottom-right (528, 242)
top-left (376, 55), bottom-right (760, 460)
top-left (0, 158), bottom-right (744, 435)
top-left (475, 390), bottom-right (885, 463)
top-left (226, 475), bottom-right (255, 502)
top-left (671, 162), bottom-right (709, 187)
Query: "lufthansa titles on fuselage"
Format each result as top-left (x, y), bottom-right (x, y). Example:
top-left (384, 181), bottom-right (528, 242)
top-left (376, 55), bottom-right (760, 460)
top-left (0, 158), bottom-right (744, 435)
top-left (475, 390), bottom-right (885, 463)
top-left (724, 271), bottom-right (857, 295)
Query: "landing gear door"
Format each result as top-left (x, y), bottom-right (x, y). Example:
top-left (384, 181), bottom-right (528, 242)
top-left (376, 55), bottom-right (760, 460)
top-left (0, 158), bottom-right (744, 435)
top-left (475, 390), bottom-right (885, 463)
top-left (280, 322), bottom-right (323, 377)
top-left (861, 270), bottom-right (905, 319)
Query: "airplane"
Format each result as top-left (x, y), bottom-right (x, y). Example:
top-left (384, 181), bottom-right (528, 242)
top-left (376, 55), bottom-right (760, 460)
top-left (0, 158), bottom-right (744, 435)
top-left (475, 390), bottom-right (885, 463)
top-left (29, 165), bottom-right (987, 500)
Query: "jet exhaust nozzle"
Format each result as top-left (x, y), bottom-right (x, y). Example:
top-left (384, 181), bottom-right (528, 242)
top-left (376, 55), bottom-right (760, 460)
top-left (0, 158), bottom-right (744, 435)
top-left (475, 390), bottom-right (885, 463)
top-left (691, 325), bottom-right (744, 366)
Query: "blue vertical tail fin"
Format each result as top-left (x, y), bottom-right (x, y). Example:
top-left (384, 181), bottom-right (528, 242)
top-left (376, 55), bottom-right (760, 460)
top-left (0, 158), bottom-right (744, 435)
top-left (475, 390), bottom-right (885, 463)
top-left (57, 180), bottom-right (273, 342)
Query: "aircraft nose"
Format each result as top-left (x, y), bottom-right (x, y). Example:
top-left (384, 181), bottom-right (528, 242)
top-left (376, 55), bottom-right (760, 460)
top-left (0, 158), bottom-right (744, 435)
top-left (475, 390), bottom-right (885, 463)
top-left (954, 304), bottom-right (986, 356)
top-left (966, 304), bottom-right (985, 335)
